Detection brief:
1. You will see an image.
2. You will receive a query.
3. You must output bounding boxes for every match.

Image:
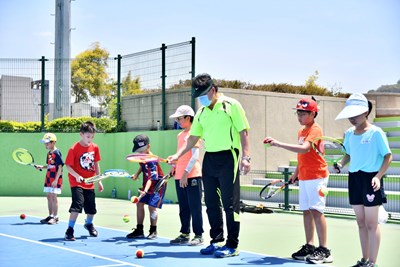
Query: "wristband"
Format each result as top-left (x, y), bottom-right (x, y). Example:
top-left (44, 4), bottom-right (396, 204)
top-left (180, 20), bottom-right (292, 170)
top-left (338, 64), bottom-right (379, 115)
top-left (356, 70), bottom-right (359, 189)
top-left (242, 156), bottom-right (251, 162)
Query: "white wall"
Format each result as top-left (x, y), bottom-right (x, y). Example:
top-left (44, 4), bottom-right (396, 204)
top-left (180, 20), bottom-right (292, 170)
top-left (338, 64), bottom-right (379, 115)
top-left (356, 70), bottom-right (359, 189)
top-left (121, 88), bottom-right (379, 171)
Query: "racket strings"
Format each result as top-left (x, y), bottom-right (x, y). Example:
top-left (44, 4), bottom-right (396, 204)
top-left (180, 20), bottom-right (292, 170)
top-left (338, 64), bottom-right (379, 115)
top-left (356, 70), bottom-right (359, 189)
top-left (267, 183), bottom-right (284, 198)
top-left (12, 149), bottom-right (34, 165)
top-left (313, 137), bottom-right (346, 162)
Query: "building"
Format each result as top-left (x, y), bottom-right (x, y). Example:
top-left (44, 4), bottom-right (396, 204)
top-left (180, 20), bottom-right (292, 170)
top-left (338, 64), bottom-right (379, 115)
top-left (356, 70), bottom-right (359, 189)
top-left (0, 75), bottom-right (49, 122)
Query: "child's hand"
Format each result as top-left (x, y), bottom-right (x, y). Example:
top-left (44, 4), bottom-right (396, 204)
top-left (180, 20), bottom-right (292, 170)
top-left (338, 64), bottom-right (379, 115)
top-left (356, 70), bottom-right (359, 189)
top-left (76, 176), bottom-right (83, 183)
top-left (263, 137), bottom-right (279, 147)
top-left (138, 189), bottom-right (147, 199)
top-left (98, 181), bottom-right (104, 192)
top-left (179, 173), bottom-right (188, 188)
top-left (131, 174), bottom-right (138, 180)
top-left (333, 162), bottom-right (342, 173)
top-left (35, 165), bottom-right (44, 171)
top-left (289, 176), bottom-right (298, 184)
top-left (372, 177), bottom-right (381, 192)
top-left (51, 180), bottom-right (58, 188)
top-left (167, 155), bottom-right (178, 165)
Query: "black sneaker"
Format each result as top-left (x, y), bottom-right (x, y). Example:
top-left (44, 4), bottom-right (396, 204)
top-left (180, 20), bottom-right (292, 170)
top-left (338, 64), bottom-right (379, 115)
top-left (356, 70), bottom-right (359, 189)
top-left (292, 244), bottom-right (315, 260)
top-left (170, 234), bottom-right (190, 245)
top-left (147, 231), bottom-right (157, 240)
top-left (351, 258), bottom-right (368, 267)
top-left (40, 216), bottom-right (52, 224)
top-left (306, 246), bottom-right (333, 264)
top-left (64, 227), bottom-right (75, 241)
top-left (126, 228), bottom-right (145, 238)
top-left (84, 223), bottom-right (98, 237)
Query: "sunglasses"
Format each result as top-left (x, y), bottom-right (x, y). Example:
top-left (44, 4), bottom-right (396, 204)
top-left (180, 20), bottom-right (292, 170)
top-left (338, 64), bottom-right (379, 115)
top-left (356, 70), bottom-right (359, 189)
top-left (175, 116), bottom-right (186, 122)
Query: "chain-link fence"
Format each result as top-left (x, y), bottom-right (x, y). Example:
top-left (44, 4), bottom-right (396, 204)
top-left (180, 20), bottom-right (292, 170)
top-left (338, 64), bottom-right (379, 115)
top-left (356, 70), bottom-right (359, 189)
top-left (240, 169), bottom-right (400, 222)
top-left (0, 38), bottom-right (195, 131)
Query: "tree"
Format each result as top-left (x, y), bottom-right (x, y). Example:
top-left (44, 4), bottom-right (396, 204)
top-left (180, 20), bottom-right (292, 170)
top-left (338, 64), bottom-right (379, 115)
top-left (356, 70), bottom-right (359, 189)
top-left (106, 72), bottom-right (144, 120)
top-left (122, 71), bottom-right (142, 96)
top-left (71, 42), bottom-right (111, 103)
top-left (369, 79), bottom-right (400, 93)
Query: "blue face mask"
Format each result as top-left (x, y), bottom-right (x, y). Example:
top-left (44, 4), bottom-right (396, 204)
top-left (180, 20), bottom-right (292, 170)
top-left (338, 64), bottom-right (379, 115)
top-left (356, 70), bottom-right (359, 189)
top-left (198, 95), bottom-right (211, 107)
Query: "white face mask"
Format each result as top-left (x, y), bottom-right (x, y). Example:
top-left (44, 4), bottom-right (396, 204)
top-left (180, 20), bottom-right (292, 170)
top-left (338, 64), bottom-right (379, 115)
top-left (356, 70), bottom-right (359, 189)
top-left (198, 94), bottom-right (211, 107)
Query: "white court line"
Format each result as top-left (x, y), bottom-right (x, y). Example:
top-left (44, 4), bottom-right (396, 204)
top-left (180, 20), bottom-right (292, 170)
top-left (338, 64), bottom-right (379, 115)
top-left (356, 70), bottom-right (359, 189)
top-left (0, 233), bottom-right (143, 267)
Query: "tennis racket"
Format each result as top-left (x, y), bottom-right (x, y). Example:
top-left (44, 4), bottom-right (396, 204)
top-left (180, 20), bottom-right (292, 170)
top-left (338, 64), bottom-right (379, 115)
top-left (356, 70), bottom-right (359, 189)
top-left (311, 136), bottom-right (346, 173)
top-left (126, 153), bottom-right (176, 164)
top-left (83, 169), bottom-right (131, 184)
top-left (126, 153), bottom-right (167, 163)
top-left (12, 148), bottom-right (42, 171)
top-left (259, 179), bottom-right (295, 200)
top-left (154, 173), bottom-right (173, 193)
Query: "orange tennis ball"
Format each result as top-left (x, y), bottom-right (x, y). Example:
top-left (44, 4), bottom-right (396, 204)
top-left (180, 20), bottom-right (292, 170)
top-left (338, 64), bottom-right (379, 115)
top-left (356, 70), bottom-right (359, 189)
top-left (136, 249), bottom-right (144, 258)
top-left (318, 187), bottom-right (328, 197)
top-left (131, 196), bottom-right (139, 203)
top-left (20, 214), bottom-right (26, 220)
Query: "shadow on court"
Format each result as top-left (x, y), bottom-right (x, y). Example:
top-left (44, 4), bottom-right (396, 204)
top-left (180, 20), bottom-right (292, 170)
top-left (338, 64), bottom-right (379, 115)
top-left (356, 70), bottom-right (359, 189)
top-left (0, 215), bottom-right (326, 267)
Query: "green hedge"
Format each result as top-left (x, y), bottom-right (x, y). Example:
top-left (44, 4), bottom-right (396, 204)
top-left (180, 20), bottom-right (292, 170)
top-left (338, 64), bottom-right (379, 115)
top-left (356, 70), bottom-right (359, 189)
top-left (0, 117), bottom-right (119, 133)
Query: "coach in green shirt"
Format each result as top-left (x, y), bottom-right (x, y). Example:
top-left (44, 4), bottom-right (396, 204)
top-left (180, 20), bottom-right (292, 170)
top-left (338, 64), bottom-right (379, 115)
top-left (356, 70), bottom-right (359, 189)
top-left (168, 73), bottom-right (250, 258)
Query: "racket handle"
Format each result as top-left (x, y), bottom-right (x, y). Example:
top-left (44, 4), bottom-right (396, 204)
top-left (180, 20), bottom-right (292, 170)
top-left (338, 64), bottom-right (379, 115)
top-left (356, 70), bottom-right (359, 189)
top-left (333, 162), bottom-right (341, 173)
top-left (34, 165), bottom-right (42, 171)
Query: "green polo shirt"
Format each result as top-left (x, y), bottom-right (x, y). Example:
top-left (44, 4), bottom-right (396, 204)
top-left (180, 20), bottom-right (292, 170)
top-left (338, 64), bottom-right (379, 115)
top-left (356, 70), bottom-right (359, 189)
top-left (190, 94), bottom-right (250, 152)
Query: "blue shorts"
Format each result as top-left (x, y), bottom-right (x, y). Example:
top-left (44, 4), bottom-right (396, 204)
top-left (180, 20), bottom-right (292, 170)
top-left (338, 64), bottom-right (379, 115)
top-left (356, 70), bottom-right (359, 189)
top-left (348, 171), bottom-right (387, 206)
top-left (139, 191), bottom-right (165, 209)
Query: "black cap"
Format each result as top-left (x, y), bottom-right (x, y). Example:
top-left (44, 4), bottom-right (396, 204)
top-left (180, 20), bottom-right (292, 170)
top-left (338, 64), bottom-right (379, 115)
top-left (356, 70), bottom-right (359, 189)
top-left (132, 134), bottom-right (150, 152)
top-left (192, 73), bottom-right (214, 98)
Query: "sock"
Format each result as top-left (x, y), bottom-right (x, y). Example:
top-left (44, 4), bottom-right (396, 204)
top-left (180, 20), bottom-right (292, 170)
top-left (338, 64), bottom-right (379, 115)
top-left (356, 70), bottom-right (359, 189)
top-left (85, 216), bottom-right (93, 225)
top-left (68, 220), bottom-right (76, 228)
top-left (136, 224), bottom-right (144, 230)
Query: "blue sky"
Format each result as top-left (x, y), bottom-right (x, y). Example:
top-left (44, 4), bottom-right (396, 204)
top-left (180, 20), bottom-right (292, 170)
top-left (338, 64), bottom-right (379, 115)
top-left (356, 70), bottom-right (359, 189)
top-left (1, 0), bottom-right (399, 94)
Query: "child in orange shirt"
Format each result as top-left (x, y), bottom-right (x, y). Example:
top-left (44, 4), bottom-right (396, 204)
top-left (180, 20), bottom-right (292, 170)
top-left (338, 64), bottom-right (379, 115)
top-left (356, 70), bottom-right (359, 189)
top-left (264, 97), bottom-right (332, 264)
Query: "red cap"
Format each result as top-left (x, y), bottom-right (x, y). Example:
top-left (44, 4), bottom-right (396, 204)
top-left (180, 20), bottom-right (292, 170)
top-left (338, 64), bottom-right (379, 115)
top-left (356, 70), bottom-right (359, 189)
top-left (294, 98), bottom-right (318, 112)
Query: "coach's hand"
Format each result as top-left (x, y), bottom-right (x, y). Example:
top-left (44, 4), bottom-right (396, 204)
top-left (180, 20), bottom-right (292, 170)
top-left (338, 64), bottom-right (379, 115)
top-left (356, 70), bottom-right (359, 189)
top-left (240, 158), bottom-right (251, 175)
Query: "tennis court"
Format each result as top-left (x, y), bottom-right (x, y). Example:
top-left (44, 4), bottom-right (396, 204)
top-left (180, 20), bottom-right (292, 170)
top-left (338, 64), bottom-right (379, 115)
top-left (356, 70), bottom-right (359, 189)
top-left (0, 197), bottom-right (398, 267)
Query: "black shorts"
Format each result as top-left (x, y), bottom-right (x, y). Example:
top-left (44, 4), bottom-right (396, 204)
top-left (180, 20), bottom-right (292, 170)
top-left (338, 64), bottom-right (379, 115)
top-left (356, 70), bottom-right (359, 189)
top-left (69, 186), bottom-right (97, 214)
top-left (348, 171), bottom-right (387, 206)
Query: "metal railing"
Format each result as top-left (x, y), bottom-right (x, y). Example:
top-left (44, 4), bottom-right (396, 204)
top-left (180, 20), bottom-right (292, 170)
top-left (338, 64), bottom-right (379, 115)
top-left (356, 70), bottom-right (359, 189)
top-left (240, 169), bottom-right (400, 222)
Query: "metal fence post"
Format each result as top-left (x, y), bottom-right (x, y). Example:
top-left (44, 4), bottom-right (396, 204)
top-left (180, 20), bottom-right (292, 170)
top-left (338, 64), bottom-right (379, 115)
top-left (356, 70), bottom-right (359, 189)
top-left (39, 56), bottom-right (48, 132)
top-left (191, 37), bottom-right (196, 109)
top-left (116, 54), bottom-right (122, 127)
top-left (161, 43), bottom-right (166, 130)
top-left (283, 167), bottom-right (290, 210)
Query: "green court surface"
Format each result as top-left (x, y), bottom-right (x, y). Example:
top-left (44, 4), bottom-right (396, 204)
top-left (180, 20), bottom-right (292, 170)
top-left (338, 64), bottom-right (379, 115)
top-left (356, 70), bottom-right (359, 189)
top-left (1, 197), bottom-right (398, 267)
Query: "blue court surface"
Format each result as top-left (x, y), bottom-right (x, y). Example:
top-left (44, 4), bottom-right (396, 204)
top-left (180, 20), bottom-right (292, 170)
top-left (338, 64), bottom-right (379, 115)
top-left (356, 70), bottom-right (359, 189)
top-left (0, 215), bottom-right (327, 267)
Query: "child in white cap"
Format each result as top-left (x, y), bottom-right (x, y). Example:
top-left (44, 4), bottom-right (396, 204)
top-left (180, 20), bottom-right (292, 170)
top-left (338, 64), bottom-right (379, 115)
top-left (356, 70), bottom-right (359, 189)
top-left (169, 105), bottom-right (204, 246)
top-left (335, 93), bottom-right (392, 267)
